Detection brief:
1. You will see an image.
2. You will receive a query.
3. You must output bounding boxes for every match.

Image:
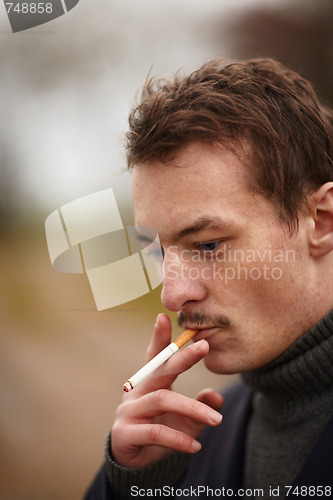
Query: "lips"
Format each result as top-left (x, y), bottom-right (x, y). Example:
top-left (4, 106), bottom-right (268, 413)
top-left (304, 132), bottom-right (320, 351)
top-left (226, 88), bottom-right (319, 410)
top-left (185, 326), bottom-right (220, 342)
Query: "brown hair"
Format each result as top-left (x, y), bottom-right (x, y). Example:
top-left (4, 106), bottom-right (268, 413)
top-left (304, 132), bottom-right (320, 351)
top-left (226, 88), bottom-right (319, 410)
top-left (126, 58), bottom-right (333, 230)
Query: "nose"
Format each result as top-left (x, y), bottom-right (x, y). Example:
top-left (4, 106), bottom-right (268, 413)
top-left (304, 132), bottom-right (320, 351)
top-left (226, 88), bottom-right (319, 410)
top-left (160, 251), bottom-right (208, 311)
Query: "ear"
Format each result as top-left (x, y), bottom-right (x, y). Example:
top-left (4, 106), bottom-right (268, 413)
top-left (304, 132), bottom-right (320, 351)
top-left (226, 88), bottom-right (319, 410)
top-left (309, 182), bottom-right (333, 258)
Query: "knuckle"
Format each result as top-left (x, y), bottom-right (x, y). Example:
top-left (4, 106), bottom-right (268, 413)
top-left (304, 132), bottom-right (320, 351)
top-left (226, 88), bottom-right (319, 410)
top-left (151, 388), bottom-right (169, 408)
top-left (115, 401), bottom-right (130, 419)
top-left (148, 424), bottom-right (164, 444)
top-left (111, 422), bottom-right (126, 443)
top-left (111, 421), bottom-right (121, 435)
top-left (189, 398), bottom-right (200, 414)
top-left (173, 431), bottom-right (186, 450)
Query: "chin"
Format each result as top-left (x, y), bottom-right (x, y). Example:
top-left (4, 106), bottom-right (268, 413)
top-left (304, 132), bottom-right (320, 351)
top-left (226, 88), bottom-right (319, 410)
top-left (203, 352), bottom-right (238, 375)
top-left (203, 351), bottom-right (255, 375)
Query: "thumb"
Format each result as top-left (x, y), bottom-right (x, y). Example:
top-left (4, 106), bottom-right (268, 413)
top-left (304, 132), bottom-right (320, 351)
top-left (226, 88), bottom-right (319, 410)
top-left (185, 388), bottom-right (223, 442)
top-left (196, 388), bottom-right (224, 414)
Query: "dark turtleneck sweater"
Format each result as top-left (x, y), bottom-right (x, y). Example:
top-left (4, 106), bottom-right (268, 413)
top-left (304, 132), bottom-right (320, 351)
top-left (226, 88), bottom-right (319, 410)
top-left (242, 309), bottom-right (333, 497)
top-left (102, 310), bottom-right (333, 498)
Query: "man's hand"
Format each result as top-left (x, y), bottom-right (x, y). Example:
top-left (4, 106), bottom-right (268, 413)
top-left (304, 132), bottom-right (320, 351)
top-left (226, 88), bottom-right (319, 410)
top-left (111, 313), bottom-right (223, 469)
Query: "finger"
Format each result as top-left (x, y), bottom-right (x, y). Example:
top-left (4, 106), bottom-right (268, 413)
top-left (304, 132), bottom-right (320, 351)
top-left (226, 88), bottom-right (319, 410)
top-left (138, 339), bottom-right (209, 394)
top-left (146, 313), bottom-right (172, 362)
top-left (126, 423), bottom-right (202, 455)
top-left (196, 388), bottom-right (224, 413)
top-left (160, 339), bottom-right (209, 378)
top-left (125, 389), bottom-right (222, 426)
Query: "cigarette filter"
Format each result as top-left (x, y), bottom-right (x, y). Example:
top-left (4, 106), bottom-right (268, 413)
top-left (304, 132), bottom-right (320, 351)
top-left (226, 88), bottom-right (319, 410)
top-left (123, 329), bottom-right (198, 392)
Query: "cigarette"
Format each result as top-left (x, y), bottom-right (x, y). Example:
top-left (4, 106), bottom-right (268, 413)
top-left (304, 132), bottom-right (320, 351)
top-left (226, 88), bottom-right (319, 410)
top-left (123, 329), bottom-right (198, 392)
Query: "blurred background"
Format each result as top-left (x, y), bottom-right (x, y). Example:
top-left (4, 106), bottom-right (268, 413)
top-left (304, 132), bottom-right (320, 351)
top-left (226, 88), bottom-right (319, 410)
top-left (0, 0), bottom-right (332, 498)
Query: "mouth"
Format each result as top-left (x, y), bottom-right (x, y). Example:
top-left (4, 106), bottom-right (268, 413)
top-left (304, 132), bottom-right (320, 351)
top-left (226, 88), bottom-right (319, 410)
top-left (184, 326), bottom-right (220, 342)
top-left (178, 311), bottom-right (231, 338)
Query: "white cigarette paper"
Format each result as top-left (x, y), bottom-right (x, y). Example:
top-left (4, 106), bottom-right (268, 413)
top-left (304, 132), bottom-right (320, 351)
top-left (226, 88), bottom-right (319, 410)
top-left (123, 329), bottom-right (198, 392)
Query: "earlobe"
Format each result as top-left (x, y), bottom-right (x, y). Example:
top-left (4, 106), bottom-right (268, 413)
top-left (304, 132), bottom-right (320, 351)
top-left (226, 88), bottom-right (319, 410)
top-left (310, 182), bottom-right (333, 258)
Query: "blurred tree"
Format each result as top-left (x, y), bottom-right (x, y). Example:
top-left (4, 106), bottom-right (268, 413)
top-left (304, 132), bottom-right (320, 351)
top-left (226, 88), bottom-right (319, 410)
top-left (226, 0), bottom-right (333, 106)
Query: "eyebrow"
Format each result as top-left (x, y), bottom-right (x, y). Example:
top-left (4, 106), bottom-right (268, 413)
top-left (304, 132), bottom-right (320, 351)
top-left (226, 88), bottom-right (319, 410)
top-left (175, 216), bottom-right (230, 240)
top-left (133, 216), bottom-right (232, 246)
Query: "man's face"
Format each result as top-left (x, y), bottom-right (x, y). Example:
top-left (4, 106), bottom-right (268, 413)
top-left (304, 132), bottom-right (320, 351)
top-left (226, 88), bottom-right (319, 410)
top-left (132, 142), bottom-right (317, 374)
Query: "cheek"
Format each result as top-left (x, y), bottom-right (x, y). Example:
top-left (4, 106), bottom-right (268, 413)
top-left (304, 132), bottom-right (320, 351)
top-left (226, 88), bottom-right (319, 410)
top-left (207, 257), bottom-right (301, 314)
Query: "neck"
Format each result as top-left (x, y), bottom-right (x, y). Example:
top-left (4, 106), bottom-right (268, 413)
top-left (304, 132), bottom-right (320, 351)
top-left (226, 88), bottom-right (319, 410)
top-left (242, 309), bottom-right (333, 417)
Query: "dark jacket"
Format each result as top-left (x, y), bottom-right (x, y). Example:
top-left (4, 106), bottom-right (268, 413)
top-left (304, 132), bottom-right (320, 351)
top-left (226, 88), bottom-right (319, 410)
top-left (84, 382), bottom-right (333, 499)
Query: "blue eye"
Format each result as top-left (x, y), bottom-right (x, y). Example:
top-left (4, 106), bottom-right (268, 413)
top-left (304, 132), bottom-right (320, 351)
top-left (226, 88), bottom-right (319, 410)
top-left (199, 241), bottom-right (220, 252)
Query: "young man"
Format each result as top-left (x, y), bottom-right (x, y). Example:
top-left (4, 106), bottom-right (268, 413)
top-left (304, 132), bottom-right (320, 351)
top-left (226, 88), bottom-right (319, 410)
top-left (85, 58), bottom-right (333, 499)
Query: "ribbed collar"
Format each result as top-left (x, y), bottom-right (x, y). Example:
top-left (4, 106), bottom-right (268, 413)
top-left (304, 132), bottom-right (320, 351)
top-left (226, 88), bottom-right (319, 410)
top-left (242, 309), bottom-right (333, 414)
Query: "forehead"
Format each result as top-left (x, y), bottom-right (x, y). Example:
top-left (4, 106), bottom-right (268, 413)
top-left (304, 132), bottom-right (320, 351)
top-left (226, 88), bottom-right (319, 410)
top-left (132, 142), bottom-right (258, 236)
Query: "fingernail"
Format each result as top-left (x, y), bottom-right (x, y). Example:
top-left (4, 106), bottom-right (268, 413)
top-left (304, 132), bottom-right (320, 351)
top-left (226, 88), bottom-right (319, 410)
top-left (192, 441), bottom-right (201, 452)
top-left (190, 340), bottom-right (203, 351)
top-left (209, 411), bottom-right (223, 425)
